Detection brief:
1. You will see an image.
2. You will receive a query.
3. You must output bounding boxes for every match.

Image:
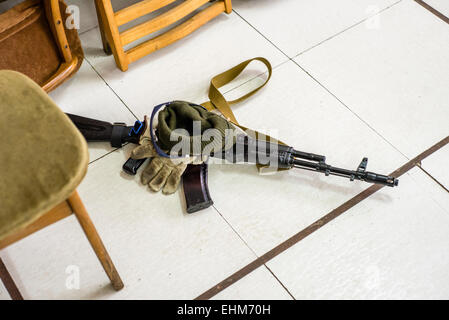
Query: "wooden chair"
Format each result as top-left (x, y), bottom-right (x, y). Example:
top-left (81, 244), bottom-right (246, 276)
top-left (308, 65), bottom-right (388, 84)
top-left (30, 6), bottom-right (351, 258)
top-left (0, 0), bottom-right (83, 92)
top-left (94, 0), bottom-right (232, 71)
top-left (0, 70), bottom-right (124, 299)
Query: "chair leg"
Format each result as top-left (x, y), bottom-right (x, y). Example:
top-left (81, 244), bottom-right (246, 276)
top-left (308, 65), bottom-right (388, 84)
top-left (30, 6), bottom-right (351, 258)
top-left (224, 0), bottom-right (232, 13)
top-left (94, 0), bottom-right (129, 71)
top-left (94, 0), bottom-right (112, 55)
top-left (0, 258), bottom-right (23, 300)
top-left (68, 191), bottom-right (124, 291)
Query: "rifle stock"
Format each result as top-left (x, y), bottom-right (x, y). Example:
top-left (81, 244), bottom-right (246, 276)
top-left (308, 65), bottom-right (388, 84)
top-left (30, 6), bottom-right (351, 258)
top-left (66, 113), bottom-right (210, 213)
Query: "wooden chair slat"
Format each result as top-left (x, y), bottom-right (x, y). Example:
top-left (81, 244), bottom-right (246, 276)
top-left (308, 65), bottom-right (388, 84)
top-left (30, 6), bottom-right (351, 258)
top-left (120, 0), bottom-right (209, 46)
top-left (115, 0), bottom-right (176, 26)
top-left (126, 0), bottom-right (225, 63)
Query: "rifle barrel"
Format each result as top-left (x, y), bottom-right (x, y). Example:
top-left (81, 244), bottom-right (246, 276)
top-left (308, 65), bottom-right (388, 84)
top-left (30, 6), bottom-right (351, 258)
top-left (292, 158), bottom-right (398, 187)
top-left (218, 135), bottom-right (399, 187)
top-left (291, 149), bottom-right (326, 162)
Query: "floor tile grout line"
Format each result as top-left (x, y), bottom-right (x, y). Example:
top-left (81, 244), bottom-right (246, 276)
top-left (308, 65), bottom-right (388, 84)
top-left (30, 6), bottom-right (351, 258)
top-left (82, 58), bottom-right (140, 121)
top-left (293, 0), bottom-right (403, 58)
top-left (263, 264), bottom-right (296, 300)
top-left (212, 204), bottom-right (296, 299)
top-left (291, 60), bottom-right (409, 161)
top-left (232, 9), bottom-right (291, 60)
top-left (195, 135), bottom-right (449, 300)
top-left (88, 145), bottom-right (123, 165)
top-left (414, 0), bottom-right (449, 24)
top-left (417, 164), bottom-right (449, 193)
top-left (212, 205), bottom-right (258, 257)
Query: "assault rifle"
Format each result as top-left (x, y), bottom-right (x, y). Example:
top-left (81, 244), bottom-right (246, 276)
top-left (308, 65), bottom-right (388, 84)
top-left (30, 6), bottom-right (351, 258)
top-left (67, 113), bottom-right (398, 214)
top-left (220, 135), bottom-right (398, 186)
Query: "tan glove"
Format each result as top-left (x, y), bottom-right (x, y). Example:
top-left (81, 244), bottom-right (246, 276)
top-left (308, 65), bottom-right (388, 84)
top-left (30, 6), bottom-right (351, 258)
top-left (131, 116), bottom-right (202, 194)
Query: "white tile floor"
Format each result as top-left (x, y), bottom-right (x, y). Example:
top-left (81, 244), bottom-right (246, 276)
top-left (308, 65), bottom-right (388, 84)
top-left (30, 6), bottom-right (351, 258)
top-left (267, 168), bottom-right (449, 299)
top-left (295, 0), bottom-right (449, 159)
top-left (0, 0), bottom-right (448, 300)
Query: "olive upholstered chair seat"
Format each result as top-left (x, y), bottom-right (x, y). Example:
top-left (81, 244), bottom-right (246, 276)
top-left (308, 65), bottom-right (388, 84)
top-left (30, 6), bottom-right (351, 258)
top-left (0, 70), bottom-right (88, 240)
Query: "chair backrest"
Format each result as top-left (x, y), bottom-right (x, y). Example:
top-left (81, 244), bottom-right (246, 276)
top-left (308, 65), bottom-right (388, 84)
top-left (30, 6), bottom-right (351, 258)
top-left (96, 0), bottom-right (232, 71)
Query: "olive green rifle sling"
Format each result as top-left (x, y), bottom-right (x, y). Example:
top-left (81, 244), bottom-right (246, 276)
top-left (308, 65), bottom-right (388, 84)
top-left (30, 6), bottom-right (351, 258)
top-left (183, 57), bottom-right (286, 213)
top-left (202, 57), bottom-right (288, 168)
